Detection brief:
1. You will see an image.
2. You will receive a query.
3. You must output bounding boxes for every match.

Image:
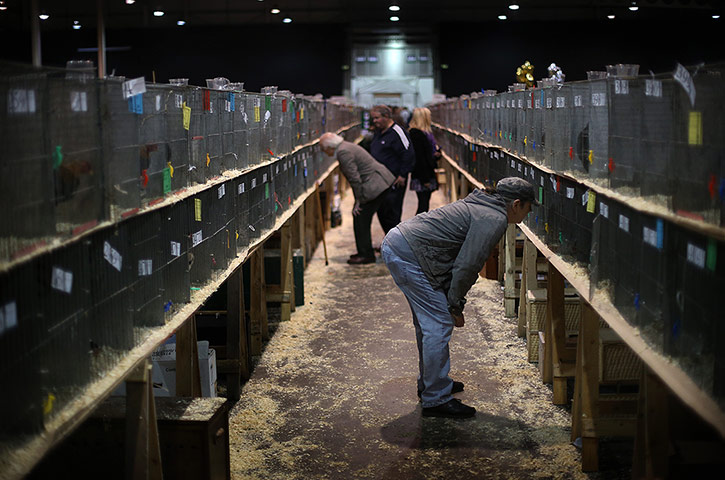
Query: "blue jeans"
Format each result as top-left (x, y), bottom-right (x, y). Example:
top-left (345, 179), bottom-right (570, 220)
top-left (381, 227), bottom-right (454, 408)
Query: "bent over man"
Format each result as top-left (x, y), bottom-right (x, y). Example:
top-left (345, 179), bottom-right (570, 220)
top-left (381, 177), bottom-right (538, 418)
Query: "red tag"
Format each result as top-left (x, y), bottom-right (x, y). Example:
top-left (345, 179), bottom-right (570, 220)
top-left (708, 174), bottom-right (716, 199)
top-left (288, 195), bottom-right (291, 205)
top-left (267, 149), bottom-right (275, 157)
top-left (282, 99), bottom-right (287, 112)
top-left (569, 147), bottom-right (574, 159)
top-left (530, 91), bottom-right (534, 108)
top-left (203, 91), bottom-right (210, 111)
top-left (472, 152), bottom-right (477, 162)
top-left (141, 169), bottom-right (149, 187)
top-left (296, 110), bottom-right (300, 123)
top-left (556, 177), bottom-right (561, 192)
top-left (608, 158), bottom-right (615, 173)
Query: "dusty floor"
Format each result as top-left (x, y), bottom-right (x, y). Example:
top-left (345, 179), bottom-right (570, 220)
top-left (228, 186), bottom-right (633, 480)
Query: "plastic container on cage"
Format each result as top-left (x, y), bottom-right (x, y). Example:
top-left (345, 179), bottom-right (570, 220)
top-left (169, 78), bottom-right (189, 86)
top-left (229, 82), bottom-right (245, 91)
top-left (587, 71), bottom-right (608, 80)
top-left (206, 77), bottom-right (230, 90)
top-left (605, 64), bottom-right (640, 78)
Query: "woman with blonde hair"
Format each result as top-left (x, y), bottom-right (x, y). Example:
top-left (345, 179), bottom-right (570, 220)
top-left (408, 107), bottom-right (442, 214)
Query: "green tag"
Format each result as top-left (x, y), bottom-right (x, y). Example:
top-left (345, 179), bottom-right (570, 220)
top-left (707, 239), bottom-right (717, 272)
top-left (538, 187), bottom-right (543, 204)
top-left (162, 167), bottom-right (171, 194)
top-left (265, 183), bottom-right (269, 199)
top-left (265, 95), bottom-right (271, 111)
top-left (52, 145), bottom-right (63, 169)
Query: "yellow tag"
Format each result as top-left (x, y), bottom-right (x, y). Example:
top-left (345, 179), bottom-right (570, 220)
top-left (297, 132), bottom-right (300, 140)
top-left (195, 198), bottom-right (202, 221)
top-left (300, 108), bottom-right (305, 120)
top-left (468, 101), bottom-right (472, 110)
top-left (588, 150), bottom-right (594, 164)
top-left (206, 153), bottom-right (211, 167)
top-left (236, 231), bottom-right (239, 240)
top-left (182, 101), bottom-right (191, 131)
top-left (43, 393), bottom-right (56, 416)
top-left (587, 191), bottom-right (596, 213)
top-left (167, 162), bottom-right (174, 178)
top-left (544, 222), bottom-right (549, 233)
top-left (688, 111), bottom-right (702, 145)
top-left (524, 136), bottom-right (527, 145)
top-left (254, 106), bottom-right (261, 122)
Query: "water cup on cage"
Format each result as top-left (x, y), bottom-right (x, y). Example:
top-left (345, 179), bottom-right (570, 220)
top-left (512, 83), bottom-right (527, 92)
top-left (587, 71), bottom-right (608, 80)
top-left (229, 82), bottom-right (245, 91)
top-left (169, 78), bottom-right (189, 86)
top-left (605, 64), bottom-right (640, 78)
top-left (206, 77), bottom-right (230, 89)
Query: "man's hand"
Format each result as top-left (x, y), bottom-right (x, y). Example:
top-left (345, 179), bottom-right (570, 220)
top-left (393, 175), bottom-right (406, 188)
top-left (352, 202), bottom-right (362, 216)
top-left (452, 312), bottom-right (465, 328)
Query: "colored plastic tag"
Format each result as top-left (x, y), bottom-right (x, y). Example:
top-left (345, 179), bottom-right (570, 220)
top-left (194, 198), bottom-right (202, 221)
top-left (587, 191), bottom-right (596, 213)
top-left (182, 101), bottom-right (191, 130)
top-left (52, 145), bottom-right (63, 169)
top-left (688, 111), bottom-right (702, 145)
top-left (163, 167), bottom-right (171, 194)
top-left (265, 95), bottom-right (271, 111)
top-left (206, 152), bottom-right (211, 167)
top-left (167, 162), bottom-right (174, 178)
top-left (707, 239), bottom-right (717, 272)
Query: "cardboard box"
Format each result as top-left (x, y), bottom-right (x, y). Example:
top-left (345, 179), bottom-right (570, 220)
top-left (112, 340), bottom-right (217, 397)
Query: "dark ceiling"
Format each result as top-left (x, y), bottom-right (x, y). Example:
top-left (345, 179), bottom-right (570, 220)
top-left (0, 0), bottom-right (720, 31)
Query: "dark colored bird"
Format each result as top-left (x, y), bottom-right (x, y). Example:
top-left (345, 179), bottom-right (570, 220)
top-left (54, 160), bottom-right (94, 203)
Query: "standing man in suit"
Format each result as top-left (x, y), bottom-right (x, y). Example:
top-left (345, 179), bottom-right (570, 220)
top-left (369, 105), bottom-right (416, 234)
top-left (320, 132), bottom-right (396, 265)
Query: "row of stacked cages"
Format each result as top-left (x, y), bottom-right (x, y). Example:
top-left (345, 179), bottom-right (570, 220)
top-left (430, 62), bottom-right (725, 412)
top-left (432, 63), bottom-right (725, 226)
top-left (0, 62), bottom-right (362, 436)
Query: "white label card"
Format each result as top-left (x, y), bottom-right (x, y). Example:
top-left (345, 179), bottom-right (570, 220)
top-left (674, 63), bottom-right (696, 107)
top-left (171, 241), bottom-right (181, 257)
top-left (251, 178), bottom-right (257, 189)
top-left (686, 243), bottom-right (706, 268)
top-left (51, 266), bottom-right (73, 294)
top-left (238, 182), bottom-right (245, 194)
top-left (218, 184), bottom-right (225, 199)
top-left (600, 202), bottom-right (609, 218)
top-left (103, 241), bottom-right (123, 272)
top-left (175, 94), bottom-right (183, 108)
top-left (566, 187), bottom-right (575, 199)
top-left (592, 92), bottom-right (607, 107)
top-left (192, 230), bottom-right (203, 247)
top-left (643, 227), bottom-right (658, 247)
top-left (70, 91), bottom-right (88, 112)
top-left (262, 173), bottom-right (268, 183)
top-left (619, 214), bottom-right (630, 232)
top-left (122, 77), bottom-right (146, 99)
top-left (8, 89), bottom-right (37, 114)
top-left (546, 97), bottom-right (553, 108)
top-left (615, 79), bottom-right (629, 95)
top-left (645, 79), bottom-right (663, 98)
top-left (138, 259), bottom-right (153, 276)
top-left (556, 97), bottom-right (565, 108)
top-left (0, 301), bottom-right (18, 335)
top-left (156, 95), bottom-right (161, 111)
top-left (574, 95), bottom-right (582, 107)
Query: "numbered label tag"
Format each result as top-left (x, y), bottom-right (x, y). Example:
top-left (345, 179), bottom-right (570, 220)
top-left (618, 214), bottom-right (630, 232)
top-left (192, 230), bottom-right (203, 247)
top-left (51, 266), bottom-right (73, 294)
top-left (645, 79), bottom-right (663, 98)
top-left (138, 259), bottom-right (153, 276)
top-left (170, 241), bottom-right (181, 257)
top-left (103, 241), bottom-right (123, 272)
top-left (687, 243), bottom-right (706, 268)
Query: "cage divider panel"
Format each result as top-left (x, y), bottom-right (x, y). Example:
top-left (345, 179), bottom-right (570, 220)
top-left (232, 91), bottom-right (249, 171)
top-left (608, 77), bottom-right (643, 191)
top-left (573, 182), bottom-right (594, 265)
top-left (610, 202), bottom-right (641, 321)
top-left (138, 86), bottom-right (170, 203)
top-left (0, 260), bottom-right (44, 434)
top-left (588, 79), bottom-right (610, 181)
top-left (220, 91), bottom-right (236, 173)
top-left (164, 86), bottom-right (190, 193)
top-left (569, 82), bottom-right (591, 176)
top-left (187, 88), bottom-right (207, 186)
top-left (160, 201), bottom-right (190, 308)
top-left (128, 210), bottom-right (164, 328)
top-left (558, 176), bottom-right (579, 258)
top-left (189, 189), bottom-right (213, 286)
top-left (246, 94), bottom-right (262, 167)
top-left (235, 176), bottom-right (250, 251)
top-left (552, 85), bottom-right (572, 173)
top-left (103, 80), bottom-right (141, 213)
top-left (639, 77), bottom-right (674, 199)
top-left (48, 72), bottom-right (105, 231)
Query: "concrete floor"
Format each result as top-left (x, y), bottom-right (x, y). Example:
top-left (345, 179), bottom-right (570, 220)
top-left (228, 185), bottom-right (633, 479)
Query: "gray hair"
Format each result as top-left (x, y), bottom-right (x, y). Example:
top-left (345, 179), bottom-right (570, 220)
top-left (320, 132), bottom-right (344, 150)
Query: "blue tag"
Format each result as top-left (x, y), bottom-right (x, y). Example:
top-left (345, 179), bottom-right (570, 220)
top-left (304, 167), bottom-right (308, 178)
top-left (228, 92), bottom-right (235, 112)
top-left (656, 219), bottom-right (664, 250)
top-left (533, 140), bottom-right (536, 150)
top-left (634, 293), bottom-right (640, 310)
top-left (164, 301), bottom-right (173, 312)
top-left (294, 164), bottom-right (298, 177)
top-left (719, 179), bottom-right (725, 200)
top-left (128, 93), bottom-right (143, 114)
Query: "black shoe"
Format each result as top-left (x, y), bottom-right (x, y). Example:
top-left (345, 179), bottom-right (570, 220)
top-left (347, 255), bottom-right (375, 265)
top-left (422, 399), bottom-right (476, 418)
top-left (417, 381), bottom-right (464, 399)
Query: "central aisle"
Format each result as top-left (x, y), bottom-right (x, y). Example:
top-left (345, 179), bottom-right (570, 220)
top-left (228, 183), bottom-right (627, 479)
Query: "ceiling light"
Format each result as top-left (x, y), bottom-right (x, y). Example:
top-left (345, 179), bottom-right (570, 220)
top-left (0, 1), bottom-right (7, 11)
top-left (607, 11), bottom-right (615, 19)
top-left (498, 14), bottom-right (507, 20)
top-left (629, 2), bottom-right (638, 11)
top-left (713, 14), bottom-right (720, 19)
top-left (176, 19), bottom-right (186, 26)
top-left (125, 0), bottom-right (136, 4)
top-left (389, 4), bottom-right (400, 11)
top-left (39, 11), bottom-right (50, 20)
top-left (390, 16), bottom-right (400, 22)
top-left (271, 7), bottom-right (280, 14)
top-left (153, 10), bottom-right (164, 17)
top-left (282, 17), bottom-right (292, 23)
top-left (73, 20), bottom-right (81, 29)
top-left (508, 4), bottom-right (519, 10)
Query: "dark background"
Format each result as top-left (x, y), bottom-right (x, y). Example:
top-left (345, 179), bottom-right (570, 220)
top-left (1, 16), bottom-right (722, 97)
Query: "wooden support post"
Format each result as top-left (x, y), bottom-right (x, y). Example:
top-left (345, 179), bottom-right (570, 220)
top-left (517, 238), bottom-right (538, 337)
top-left (503, 224), bottom-right (517, 317)
top-left (449, 170), bottom-right (459, 202)
top-left (176, 316), bottom-right (202, 397)
top-left (304, 197), bottom-right (317, 261)
top-left (249, 247), bottom-right (267, 355)
top-left (314, 183), bottom-right (329, 266)
top-left (225, 266), bottom-right (248, 401)
top-left (124, 360), bottom-right (163, 480)
top-left (546, 263), bottom-right (573, 404)
top-left (632, 367), bottom-right (670, 479)
top-left (573, 301), bottom-right (601, 472)
top-left (279, 223), bottom-right (293, 322)
top-left (459, 174), bottom-right (468, 199)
